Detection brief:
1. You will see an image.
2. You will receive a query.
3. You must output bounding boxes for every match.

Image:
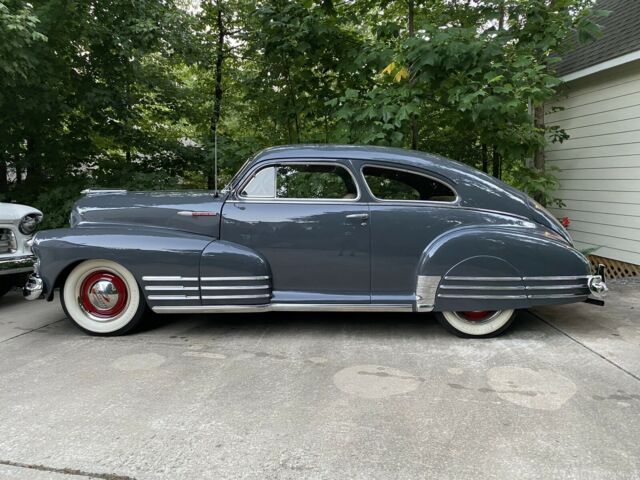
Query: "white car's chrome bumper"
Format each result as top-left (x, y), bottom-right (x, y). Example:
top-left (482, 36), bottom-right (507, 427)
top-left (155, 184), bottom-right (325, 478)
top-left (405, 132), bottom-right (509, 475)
top-left (0, 255), bottom-right (35, 276)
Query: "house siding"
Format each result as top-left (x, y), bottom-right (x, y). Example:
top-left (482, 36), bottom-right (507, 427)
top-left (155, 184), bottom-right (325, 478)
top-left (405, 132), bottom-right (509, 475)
top-left (546, 60), bottom-right (640, 265)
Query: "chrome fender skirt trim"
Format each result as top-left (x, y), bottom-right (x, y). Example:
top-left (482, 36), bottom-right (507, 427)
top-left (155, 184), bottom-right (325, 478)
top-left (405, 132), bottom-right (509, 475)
top-left (152, 303), bottom-right (414, 314)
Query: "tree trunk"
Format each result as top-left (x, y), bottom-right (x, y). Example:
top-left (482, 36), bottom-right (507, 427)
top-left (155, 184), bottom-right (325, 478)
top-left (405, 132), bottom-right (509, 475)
top-left (481, 144), bottom-right (488, 173)
top-left (408, 0), bottom-right (418, 150)
top-left (208, 0), bottom-right (225, 190)
top-left (492, 147), bottom-right (501, 179)
top-left (533, 105), bottom-right (545, 171)
top-left (0, 156), bottom-right (7, 201)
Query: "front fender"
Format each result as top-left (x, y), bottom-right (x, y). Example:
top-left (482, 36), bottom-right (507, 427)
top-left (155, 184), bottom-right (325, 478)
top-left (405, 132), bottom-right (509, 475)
top-left (33, 226), bottom-right (213, 300)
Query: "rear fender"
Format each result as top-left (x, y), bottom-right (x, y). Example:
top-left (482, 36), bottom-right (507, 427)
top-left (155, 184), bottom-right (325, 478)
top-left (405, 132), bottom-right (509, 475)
top-left (415, 226), bottom-right (590, 311)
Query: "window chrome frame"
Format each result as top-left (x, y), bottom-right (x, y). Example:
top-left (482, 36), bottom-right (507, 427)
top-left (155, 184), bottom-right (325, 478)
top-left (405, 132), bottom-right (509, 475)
top-left (359, 163), bottom-right (460, 206)
top-left (235, 159), bottom-right (361, 203)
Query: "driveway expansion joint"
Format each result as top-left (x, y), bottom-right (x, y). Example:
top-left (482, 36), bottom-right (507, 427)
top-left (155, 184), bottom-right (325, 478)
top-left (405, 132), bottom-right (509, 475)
top-left (0, 460), bottom-right (136, 480)
top-left (529, 310), bottom-right (640, 383)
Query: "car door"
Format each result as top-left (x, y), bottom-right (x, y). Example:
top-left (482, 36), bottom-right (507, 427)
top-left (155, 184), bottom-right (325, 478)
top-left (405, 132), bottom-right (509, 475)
top-left (361, 164), bottom-right (459, 303)
top-left (220, 159), bottom-right (371, 303)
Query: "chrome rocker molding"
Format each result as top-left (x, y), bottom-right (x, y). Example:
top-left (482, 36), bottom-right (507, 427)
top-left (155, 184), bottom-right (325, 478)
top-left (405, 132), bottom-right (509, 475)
top-left (152, 303), bottom-right (413, 314)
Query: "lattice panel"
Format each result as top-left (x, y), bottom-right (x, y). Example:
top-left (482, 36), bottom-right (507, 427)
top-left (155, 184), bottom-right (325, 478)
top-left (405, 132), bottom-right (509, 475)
top-left (588, 255), bottom-right (640, 280)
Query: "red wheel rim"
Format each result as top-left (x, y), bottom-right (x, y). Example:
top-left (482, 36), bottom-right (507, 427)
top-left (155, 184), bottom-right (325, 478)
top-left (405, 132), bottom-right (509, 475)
top-left (79, 271), bottom-right (128, 318)
top-left (458, 310), bottom-right (497, 322)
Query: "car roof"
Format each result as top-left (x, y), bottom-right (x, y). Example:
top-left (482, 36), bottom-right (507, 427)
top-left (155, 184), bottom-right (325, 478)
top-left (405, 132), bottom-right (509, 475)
top-left (253, 144), bottom-right (476, 179)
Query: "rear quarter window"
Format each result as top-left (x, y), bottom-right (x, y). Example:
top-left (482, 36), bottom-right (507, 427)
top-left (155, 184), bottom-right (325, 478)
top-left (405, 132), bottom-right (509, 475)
top-left (363, 166), bottom-right (456, 202)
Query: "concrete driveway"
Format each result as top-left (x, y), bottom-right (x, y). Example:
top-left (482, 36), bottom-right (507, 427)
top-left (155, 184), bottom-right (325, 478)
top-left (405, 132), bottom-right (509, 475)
top-left (0, 286), bottom-right (638, 480)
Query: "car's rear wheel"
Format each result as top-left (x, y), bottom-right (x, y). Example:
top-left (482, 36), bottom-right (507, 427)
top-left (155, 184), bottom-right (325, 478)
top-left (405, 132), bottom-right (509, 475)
top-left (436, 309), bottom-right (516, 338)
top-left (61, 259), bottom-right (146, 336)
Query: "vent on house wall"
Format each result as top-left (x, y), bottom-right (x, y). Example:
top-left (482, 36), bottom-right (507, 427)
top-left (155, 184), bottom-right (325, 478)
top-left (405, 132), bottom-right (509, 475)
top-left (589, 255), bottom-right (640, 281)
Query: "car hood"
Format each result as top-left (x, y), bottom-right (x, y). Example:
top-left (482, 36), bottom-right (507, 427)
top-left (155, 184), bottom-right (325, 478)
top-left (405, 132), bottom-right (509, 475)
top-left (0, 202), bottom-right (43, 222)
top-left (71, 190), bottom-right (226, 238)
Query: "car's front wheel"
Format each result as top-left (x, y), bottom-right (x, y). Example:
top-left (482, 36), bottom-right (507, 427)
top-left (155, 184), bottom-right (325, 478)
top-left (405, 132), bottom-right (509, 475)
top-left (61, 259), bottom-right (146, 336)
top-left (435, 309), bottom-right (516, 338)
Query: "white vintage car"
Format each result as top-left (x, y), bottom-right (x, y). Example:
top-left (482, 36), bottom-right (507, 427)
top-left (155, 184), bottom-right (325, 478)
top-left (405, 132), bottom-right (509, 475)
top-left (0, 202), bottom-right (42, 298)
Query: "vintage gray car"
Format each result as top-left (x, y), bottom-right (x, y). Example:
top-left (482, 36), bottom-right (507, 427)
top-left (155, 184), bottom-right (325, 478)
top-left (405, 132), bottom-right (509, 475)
top-left (24, 145), bottom-right (607, 337)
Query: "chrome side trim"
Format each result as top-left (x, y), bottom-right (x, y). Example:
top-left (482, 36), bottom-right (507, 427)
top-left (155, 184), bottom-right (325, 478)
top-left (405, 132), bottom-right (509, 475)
top-left (147, 295), bottom-right (200, 301)
top-left (439, 285), bottom-right (525, 290)
top-left (443, 276), bottom-right (521, 281)
top-left (525, 284), bottom-right (587, 290)
top-left (201, 294), bottom-right (270, 300)
top-left (142, 276), bottom-right (199, 282)
top-left (523, 275), bottom-right (589, 281)
top-left (415, 275), bottom-right (440, 311)
top-left (152, 303), bottom-right (413, 314)
top-left (438, 294), bottom-right (528, 300)
top-left (201, 284), bottom-right (269, 290)
top-left (145, 286), bottom-right (199, 291)
top-left (527, 293), bottom-right (589, 299)
top-left (200, 276), bottom-right (270, 281)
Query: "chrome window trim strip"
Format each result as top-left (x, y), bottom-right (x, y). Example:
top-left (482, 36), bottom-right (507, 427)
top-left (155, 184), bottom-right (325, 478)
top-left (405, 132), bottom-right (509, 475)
top-left (152, 303), bottom-right (413, 314)
top-left (145, 286), bottom-right (199, 291)
top-left (439, 285), bottom-right (525, 290)
top-left (200, 276), bottom-right (270, 281)
top-left (148, 295), bottom-right (200, 301)
top-left (142, 276), bottom-right (198, 282)
top-left (443, 276), bottom-right (522, 281)
top-left (201, 284), bottom-right (269, 290)
top-left (360, 164), bottom-right (460, 205)
top-left (201, 294), bottom-right (271, 300)
top-left (438, 294), bottom-right (528, 300)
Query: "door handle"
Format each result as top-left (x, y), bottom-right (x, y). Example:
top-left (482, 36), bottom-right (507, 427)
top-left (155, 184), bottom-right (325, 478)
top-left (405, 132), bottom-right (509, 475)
top-left (346, 213), bottom-right (369, 220)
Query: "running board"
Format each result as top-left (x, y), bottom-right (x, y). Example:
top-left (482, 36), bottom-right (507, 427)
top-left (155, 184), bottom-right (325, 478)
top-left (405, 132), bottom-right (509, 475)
top-left (151, 303), bottom-right (417, 314)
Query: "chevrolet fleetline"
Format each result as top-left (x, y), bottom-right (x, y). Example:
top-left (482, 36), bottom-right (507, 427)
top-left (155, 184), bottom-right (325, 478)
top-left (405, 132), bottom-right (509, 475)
top-left (23, 146), bottom-right (607, 337)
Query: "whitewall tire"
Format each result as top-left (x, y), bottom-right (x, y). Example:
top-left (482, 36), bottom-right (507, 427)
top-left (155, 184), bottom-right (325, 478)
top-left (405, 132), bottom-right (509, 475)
top-left (61, 259), bottom-right (146, 336)
top-left (436, 309), bottom-right (516, 338)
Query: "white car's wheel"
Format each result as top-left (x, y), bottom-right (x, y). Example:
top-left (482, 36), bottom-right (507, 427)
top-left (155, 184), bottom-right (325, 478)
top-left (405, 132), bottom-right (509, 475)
top-left (436, 309), bottom-right (516, 338)
top-left (61, 259), bottom-right (146, 336)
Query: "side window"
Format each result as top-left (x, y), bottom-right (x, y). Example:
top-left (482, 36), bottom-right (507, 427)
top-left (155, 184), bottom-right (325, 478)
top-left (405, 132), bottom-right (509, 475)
top-left (241, 166), bottom-right (276, 198)
top-left (241, 163), bottom-right (358, 200)
top-left (363, 166), bottom-right (456, 202)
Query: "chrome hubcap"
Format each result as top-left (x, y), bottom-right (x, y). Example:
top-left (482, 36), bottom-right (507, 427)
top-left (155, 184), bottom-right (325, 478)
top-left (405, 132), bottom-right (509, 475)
top-left (79, 271), bottom-right (129, 319)
top-left (88, 280), bottom-right (120, 311)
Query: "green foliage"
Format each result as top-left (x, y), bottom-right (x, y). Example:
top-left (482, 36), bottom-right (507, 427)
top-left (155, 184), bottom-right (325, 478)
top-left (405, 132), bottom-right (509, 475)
top-left (0, 0), bottom-right (603, 226)
top-left (509, 165), bottom-right (565, 208)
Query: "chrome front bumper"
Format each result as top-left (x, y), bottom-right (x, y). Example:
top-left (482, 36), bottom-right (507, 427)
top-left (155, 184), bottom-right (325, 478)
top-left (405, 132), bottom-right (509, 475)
top-left (0, 255), bottom-right (36, 276)
top-left (23, 273), bottom-right (43, 300)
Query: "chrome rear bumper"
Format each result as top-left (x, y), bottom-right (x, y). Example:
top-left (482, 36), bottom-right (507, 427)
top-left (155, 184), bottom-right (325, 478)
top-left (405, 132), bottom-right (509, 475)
top-left (23, 273), bottom-right (43, 300)
top-left (0, 255), bottom-right (35, 276)
top-left (586, 264), bottom-right (607, 305)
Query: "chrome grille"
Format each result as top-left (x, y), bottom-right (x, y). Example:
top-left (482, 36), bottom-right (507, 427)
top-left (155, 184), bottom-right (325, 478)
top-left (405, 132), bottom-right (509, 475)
top-left (0, 229), bottom-right (16, 254)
